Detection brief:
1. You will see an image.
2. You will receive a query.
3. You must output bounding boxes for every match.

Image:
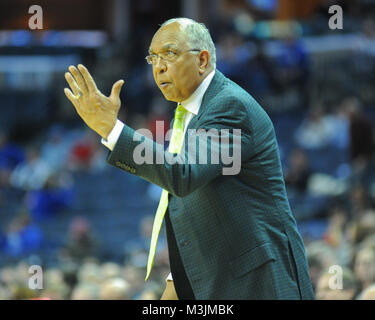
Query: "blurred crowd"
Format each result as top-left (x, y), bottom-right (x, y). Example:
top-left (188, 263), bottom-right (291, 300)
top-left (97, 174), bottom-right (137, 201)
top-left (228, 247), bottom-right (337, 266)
top-left (0, 0), bottom-right (375, 299)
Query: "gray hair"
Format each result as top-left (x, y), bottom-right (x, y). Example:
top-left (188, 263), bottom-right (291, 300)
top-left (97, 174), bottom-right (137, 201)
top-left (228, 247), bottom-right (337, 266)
top-left (161, 18), bottom-right (216, 68)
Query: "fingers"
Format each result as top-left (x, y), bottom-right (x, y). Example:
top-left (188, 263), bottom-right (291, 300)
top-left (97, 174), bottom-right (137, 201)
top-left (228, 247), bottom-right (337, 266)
top-left (64, 72), bottom-right (82, 97)
top-left (68, 65), bottom-right (88, 94)
top-left (64, 88), bottom-right (79, 107)
top-left (110, 80), bottom-right (124, 101)
top-left (78, 64), bottom-right (98, 93)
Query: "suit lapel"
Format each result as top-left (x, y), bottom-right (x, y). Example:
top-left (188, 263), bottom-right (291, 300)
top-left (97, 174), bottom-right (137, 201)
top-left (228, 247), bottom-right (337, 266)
top-left (166, 70), bottom-right (227, 143)
top-left (185, 70), bottom-right (226, 132)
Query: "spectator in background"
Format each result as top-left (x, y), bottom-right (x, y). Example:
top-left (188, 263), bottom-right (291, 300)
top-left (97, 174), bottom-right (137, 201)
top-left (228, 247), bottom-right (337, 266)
top-left (323, 206), bottom-right (348, 248)
top-left (322, 206), bottom-right (354, 268)
top-left (3, 210), bottom-right (43, 257)
top-left (25, 173), bottom-right (74, 221)
top-left (99, 277), bottom-right (130, 300)
top-left (136, 281), bottom-right (164, 300)
top-left (315, 267), bottom-right (358, 300)
top-left (76, 259), bottom-right (102, 284)
top-left (305, 241), bottom-right (338, 290)
top-left (40, 125), bottom-right (71, 172)
top-left (100, 262), bottom-right (122, 280)
top-left (325, 104), bottom-right (350, 150)
top-left (122, 264), bottom-right (147, 298)
top-left (216, 32), bottom-right (247, 84)
top-left (60, 217), bottom-right (99, 263)
top-left (124, 214), bottom-right (168, 270)
top-left (0, 284), bottom-right (11, 300)
top-left (353, 245), bottom-right (375, 292)
top-left (242, 41), bottom-right (278, 97)
top-left (343, 97), bottom-right (375, 170)
top-left (67, 130), bottom-right (103, 171)
top-left (358, 283), bottom-right (375, 300)
top-left (10, 147), bottom-right (51, 191)
top-left (357, 18), bottom-right (375, 57)
top-left (246, 0), bottom-right (278, 19)
top-left (306, 253), bottom-right (324, 292)
top-left (349, 184), bottom-right (371, 221)
top-left (295, 101), bottom-right (350, 151)
top-left (275, 30), bottom-right (309, 97)
top-left (284, 148), bottom-right (311, 193)
top-left (350, 209), bottom-right (375, 245)
top-left (295, 103), bottom-right (335, 149)
top-left (0, 131), bottom-right (25, 188)
top-left (125, 64), bottom-right (155, 116)
top-left (59, 261), bottom-right (79, 298)
top-left (42, 268), bottom-right (70, 300)
top-left (71, 282), bottom-right (100, 300)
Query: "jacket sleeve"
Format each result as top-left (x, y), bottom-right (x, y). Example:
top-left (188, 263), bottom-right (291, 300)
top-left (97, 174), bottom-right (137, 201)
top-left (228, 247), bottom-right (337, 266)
top-left (106, 96), bottom-right (254, 197)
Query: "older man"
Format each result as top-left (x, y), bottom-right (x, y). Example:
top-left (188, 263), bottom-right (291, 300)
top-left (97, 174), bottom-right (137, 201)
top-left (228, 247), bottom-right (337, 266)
top-left (64, 18), bottom-right (314, 300)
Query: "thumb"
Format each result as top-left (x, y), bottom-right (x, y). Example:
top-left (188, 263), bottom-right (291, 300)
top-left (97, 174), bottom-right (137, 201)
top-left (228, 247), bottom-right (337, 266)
top-left (110, 79), bottom-right (124, 100)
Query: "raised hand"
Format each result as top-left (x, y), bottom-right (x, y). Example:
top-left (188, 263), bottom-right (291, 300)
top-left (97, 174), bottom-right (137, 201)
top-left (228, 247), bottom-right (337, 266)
top-left (64, 64), bottom-right (124, 140)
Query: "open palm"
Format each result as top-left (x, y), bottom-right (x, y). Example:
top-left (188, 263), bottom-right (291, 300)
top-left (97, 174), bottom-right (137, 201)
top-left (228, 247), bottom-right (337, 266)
top-left (64, 64), bottom-right (124, 139)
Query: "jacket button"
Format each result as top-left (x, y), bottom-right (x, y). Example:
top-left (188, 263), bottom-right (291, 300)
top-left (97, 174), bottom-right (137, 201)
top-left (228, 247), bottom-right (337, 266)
top-left (181, 241), bottom-right (189, 247)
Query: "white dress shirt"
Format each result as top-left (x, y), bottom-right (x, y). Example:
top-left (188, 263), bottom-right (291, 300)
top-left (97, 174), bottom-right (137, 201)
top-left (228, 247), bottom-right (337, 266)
top-left (101, 70), bottom-right (216, 281)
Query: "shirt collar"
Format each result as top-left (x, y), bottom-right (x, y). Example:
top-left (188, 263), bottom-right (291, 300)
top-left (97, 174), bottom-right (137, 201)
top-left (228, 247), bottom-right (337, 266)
top-left (179, 69), bottom-right (216, 115)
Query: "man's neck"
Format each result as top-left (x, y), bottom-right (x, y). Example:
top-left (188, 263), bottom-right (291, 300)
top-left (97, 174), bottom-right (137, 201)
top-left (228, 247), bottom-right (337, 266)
top-left (179, 69), bottom-right (216, 115)
top-left (178, 67), bottom-right (215, 104)
top-left (197, 67), bottom-right (214, 88)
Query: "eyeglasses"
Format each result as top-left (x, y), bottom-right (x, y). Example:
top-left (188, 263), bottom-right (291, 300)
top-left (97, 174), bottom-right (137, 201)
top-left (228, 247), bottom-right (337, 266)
top-left (145, 49), bottom-right (201, 65)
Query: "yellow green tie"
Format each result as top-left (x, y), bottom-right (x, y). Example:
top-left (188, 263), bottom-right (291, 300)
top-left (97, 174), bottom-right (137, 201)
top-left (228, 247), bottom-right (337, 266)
top-left (145, 104), bottom-right (188, 281)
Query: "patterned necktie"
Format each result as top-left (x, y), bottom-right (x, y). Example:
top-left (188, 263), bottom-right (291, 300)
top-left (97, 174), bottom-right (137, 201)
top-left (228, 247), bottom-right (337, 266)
top-left (145, 103), bottom-right (188, 281)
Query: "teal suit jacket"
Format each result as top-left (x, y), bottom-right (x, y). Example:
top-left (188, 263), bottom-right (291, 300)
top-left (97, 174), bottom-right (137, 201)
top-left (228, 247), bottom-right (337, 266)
top-left (107, 70), bottom-right (315, 300)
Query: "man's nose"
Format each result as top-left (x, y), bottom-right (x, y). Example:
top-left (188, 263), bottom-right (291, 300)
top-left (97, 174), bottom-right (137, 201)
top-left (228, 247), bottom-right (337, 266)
top-left (154, 57), bottom-right (167, 73)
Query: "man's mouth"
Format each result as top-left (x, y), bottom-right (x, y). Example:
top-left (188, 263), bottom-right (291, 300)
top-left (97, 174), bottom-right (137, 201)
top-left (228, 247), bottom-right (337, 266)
top-left (160, 82), bottom-right (170, 88)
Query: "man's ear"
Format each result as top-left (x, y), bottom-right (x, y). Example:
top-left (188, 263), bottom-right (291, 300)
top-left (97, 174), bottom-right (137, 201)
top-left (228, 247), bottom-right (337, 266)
top-left (198, 50), bottom-right (210, 74)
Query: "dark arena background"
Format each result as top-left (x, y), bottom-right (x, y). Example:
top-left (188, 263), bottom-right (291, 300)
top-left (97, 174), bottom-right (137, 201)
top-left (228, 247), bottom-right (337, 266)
top-left (0, 0), bottom-right (374, 302)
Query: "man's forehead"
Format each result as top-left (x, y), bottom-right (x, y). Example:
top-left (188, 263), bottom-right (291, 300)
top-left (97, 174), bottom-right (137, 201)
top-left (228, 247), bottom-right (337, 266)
top-left (149, 23), bottom-right (186, 52)
top-left (149, 43), bottom-right (178, 54)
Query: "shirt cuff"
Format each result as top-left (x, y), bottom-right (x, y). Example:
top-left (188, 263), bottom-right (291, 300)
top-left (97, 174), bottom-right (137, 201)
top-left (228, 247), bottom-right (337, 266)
top-left (166, 272), bottom-right (173, 282)
top-left (101, 120), bottom-right (124, 151)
